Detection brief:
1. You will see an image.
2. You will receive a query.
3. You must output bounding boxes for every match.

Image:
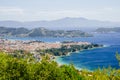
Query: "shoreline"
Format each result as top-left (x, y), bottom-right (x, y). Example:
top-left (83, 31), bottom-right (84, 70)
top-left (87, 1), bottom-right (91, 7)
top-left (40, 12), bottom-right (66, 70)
top-left (54, 45), bottom-right (106, 71)
top-left (0, 38), bottom-right (105, 71)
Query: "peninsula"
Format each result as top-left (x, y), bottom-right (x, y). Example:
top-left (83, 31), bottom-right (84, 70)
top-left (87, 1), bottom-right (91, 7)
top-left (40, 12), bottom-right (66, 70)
top-left (0, 39), bottom-right (103, 57)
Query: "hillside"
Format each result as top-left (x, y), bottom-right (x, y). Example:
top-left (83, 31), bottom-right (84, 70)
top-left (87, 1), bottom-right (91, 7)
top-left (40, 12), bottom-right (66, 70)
top-left (0, 51), bottom-right (120, 80)
top-left (95, 27), bottom-right (120, 33)
top-left (0, 27), bottom-right (93, 37)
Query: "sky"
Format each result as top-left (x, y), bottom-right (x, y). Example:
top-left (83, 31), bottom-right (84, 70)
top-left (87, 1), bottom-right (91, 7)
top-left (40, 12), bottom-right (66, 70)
top-left (0, 0), bottom-right (120, 22)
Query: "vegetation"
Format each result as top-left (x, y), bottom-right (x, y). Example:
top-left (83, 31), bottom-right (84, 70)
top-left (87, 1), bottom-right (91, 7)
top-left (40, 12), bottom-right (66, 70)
top-left (0, 51), bottom-right (120, 80)
top-left (0, 52), bottom-right (84, 80)
top-left (36, 44), bottom-right (103, 56)
top-left (116, 52), bottom-right (120, 66)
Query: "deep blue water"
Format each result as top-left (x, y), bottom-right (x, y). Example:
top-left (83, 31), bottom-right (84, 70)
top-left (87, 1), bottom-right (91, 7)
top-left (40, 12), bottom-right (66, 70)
top-left (55, 33), bottom-right (120, 70)
top-left (5, 33), bottom-right (120, 70)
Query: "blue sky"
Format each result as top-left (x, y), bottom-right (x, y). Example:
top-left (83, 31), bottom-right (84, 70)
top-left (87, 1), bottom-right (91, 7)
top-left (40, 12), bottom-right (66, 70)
top-left (0, 0), bottom-right (120, 22)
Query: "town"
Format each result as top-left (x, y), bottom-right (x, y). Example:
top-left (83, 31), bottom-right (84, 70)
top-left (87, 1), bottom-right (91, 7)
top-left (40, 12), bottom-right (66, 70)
top-left (0, 39), bottom-right (91, 53)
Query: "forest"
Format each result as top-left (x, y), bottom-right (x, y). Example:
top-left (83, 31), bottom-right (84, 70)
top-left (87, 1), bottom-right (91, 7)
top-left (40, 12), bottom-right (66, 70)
top-left (36, 44), bottom-right (102, 56)
top-left (0, 51), bottom-right (120, 80)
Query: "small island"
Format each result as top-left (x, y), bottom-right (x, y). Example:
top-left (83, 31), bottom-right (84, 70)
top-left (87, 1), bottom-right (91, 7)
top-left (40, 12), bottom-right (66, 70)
top-left (95, 27), bottom-right (120, 33)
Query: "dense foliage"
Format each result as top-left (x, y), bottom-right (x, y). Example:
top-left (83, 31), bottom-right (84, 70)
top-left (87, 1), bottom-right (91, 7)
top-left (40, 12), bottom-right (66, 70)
top-left (36, 44), bottom-right (102, 56)
top-left (0, 52), bottom-right (120, 80)
top-left (116, 52), bottom-right (120, 66)
top-left (0, 52), bottom-right (84, 80)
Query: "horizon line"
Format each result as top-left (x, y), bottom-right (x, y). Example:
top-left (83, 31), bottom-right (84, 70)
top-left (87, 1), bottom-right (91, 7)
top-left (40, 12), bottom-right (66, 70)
top-left (0, 17), bottom-right (119, 23)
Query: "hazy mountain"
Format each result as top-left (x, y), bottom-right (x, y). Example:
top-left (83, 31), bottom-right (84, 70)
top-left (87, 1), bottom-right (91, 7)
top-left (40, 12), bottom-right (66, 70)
top-left (0, 17), bottom-right (120, 31)
top-left (0, 27), bottom-right (29, 36)
top-left (95, 27), bottom-right (120, 33)
top-left (0, 27), bottom-right (93, 37)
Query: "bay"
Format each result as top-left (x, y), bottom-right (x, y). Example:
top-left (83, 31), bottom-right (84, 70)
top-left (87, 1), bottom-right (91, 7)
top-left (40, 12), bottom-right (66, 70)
top-left (6, 33), bottom-right (120, 70)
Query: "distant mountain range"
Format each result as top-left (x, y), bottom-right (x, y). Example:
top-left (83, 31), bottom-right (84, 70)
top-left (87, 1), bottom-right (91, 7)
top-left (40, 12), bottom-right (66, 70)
top-left (0, 17), bottom-right (120, 31)
top-left (95, 27), bottom-right (120, 33)
top-left (0, 27), bottom-right (93, 37)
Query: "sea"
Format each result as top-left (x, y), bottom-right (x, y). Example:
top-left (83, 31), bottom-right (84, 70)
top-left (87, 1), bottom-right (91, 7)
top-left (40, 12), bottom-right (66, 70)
top-left (5, 33), bottom-right (120, 71)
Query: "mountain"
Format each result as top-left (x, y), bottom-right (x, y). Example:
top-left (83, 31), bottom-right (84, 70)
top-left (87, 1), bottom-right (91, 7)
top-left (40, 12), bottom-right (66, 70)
top-left (95, 27), bottom-right (120, 33)
top-left (0, 17), bottom-right (120, 31)
top-left (0, 27), bottom-right (29, 36)
top-left (0, 27), bottom-right (93, 37)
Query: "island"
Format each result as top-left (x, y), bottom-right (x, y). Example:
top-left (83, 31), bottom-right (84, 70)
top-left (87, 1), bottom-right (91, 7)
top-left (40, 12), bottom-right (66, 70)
top-left (95, 27), bottom-right (120, 33)
top-left (0, 27), bottom-right (93, 37)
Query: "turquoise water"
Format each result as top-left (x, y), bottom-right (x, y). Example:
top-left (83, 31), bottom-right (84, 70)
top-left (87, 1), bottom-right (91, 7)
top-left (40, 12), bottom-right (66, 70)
top-left (6, 33), bottom-right (120, 70)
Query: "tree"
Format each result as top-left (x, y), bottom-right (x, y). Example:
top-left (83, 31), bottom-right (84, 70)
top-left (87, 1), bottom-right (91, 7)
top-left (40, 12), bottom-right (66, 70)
top-left (115, 52), bottom-right (120, 66)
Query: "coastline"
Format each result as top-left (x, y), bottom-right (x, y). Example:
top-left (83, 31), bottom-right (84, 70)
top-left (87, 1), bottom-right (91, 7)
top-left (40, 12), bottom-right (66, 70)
top-left (54, 45), bottom-right (105, 71)
top-left (0, 38), bottom-right (106, 71)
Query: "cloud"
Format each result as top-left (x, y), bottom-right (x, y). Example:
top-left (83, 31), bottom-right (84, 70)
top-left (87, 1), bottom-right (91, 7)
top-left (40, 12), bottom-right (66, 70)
top-left (34, 10), bottom-right (103, 20)
top-left (0, 7), bottom-right (24, 15)
top-left (103, 7), bottom-right (113, 11)
top-left (0, 7), bottom-right (119, 22)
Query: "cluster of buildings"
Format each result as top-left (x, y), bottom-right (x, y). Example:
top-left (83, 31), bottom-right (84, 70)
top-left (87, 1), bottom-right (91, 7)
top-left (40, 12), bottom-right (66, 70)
top-left (0, 39), bottom-right (91, 53)
top-left (0, 39), bottom-right (92, 62)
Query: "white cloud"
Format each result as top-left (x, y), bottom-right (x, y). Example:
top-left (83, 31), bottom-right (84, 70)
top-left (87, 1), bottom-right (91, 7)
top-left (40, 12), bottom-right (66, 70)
top-left (0, 7), bottom-right (24, 15)
top-left (0, 7), bottom-right (119, 22)
top-left (103, 7), bottom-right (114, 11)
top-left (33, 10), bottom-right (103, 20)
